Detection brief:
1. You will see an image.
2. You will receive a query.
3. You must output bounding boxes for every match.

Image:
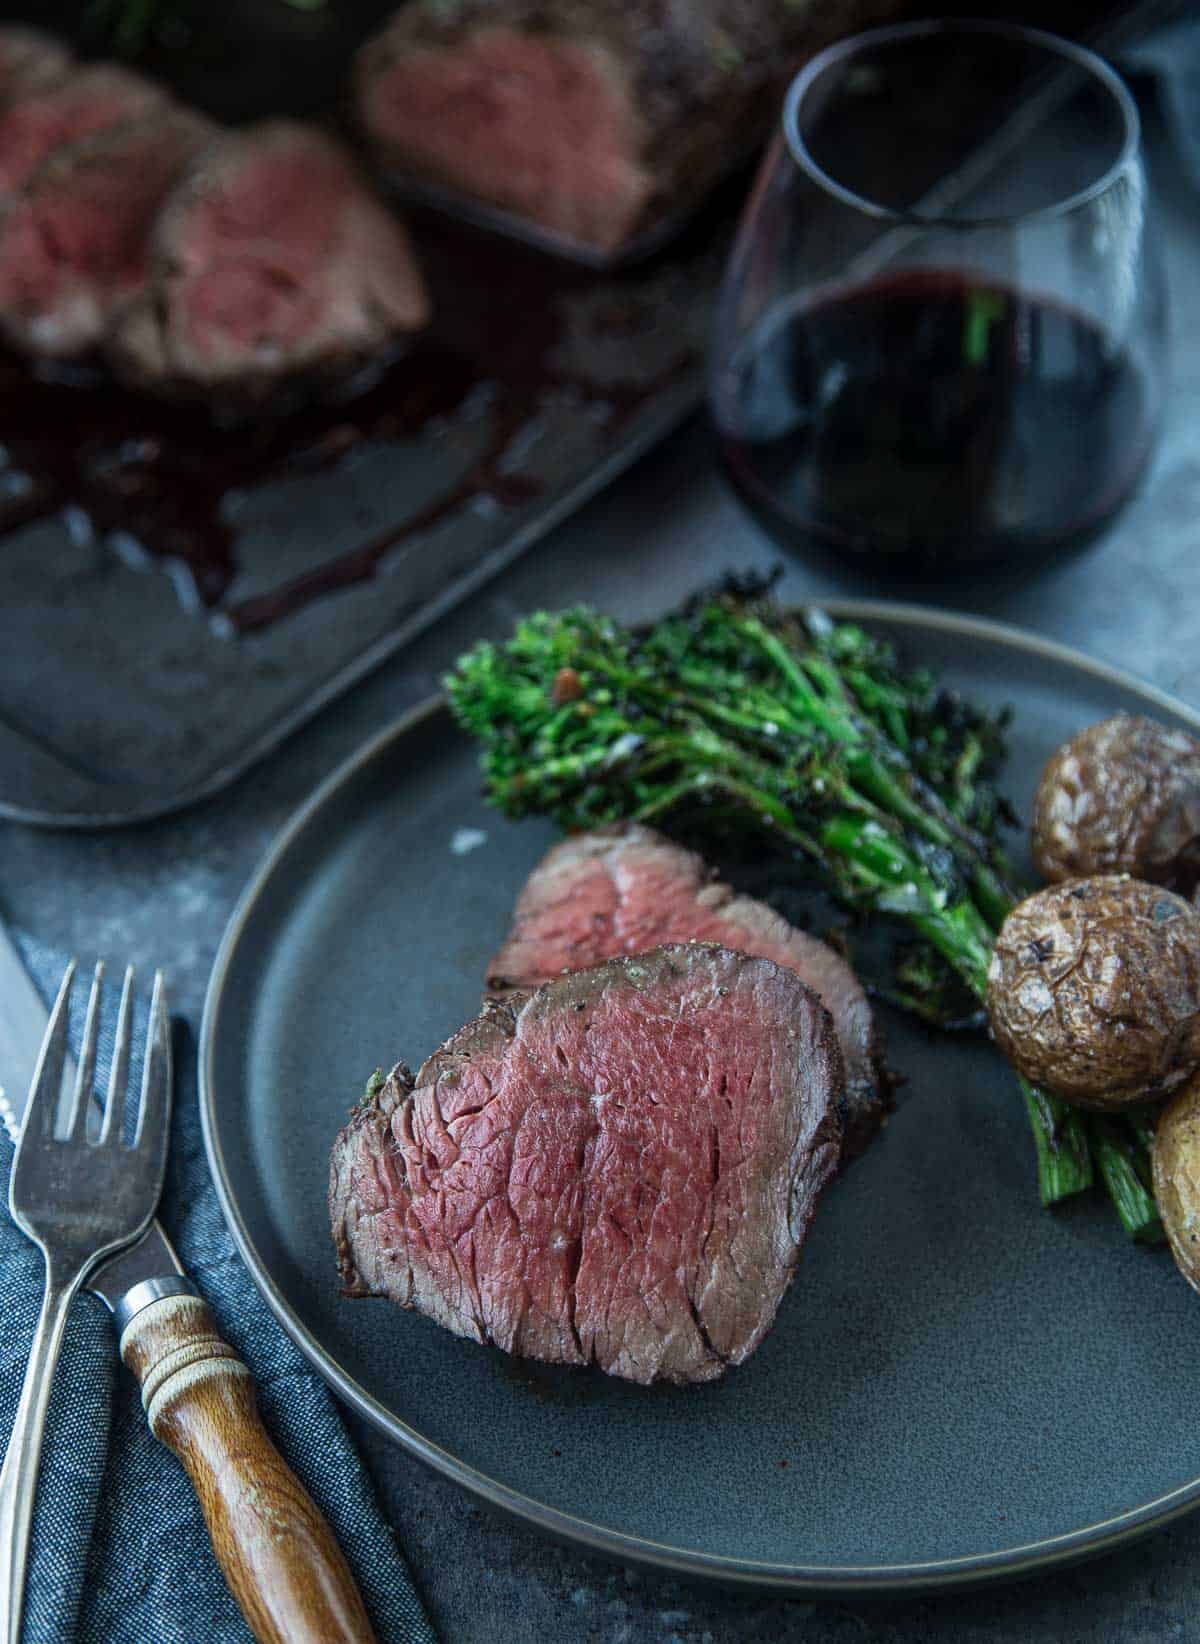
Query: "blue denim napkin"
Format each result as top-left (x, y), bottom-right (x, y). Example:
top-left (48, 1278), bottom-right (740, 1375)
top-left (0, 934), bottom-right (438, 1644)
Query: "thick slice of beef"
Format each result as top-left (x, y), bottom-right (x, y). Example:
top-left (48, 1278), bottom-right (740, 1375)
top-left (488, 824), bottom-right (892, 1159)
top-left (0, 64), bottom-right (168, 201)
top-left (0, 105), bottom-right (213, 358)
top-left (0, 29), bottom-right (71, 106)
top-left (109, 121), bottom-right (430, 400)
top-left (354, 0), bottom-right (906, 254)
top-left (330, 944), bottom-right (842, 1385)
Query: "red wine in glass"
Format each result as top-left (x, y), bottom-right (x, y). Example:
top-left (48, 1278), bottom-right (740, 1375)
top-left (711, 22), bottom-right (1168, 576)
top-left (720, 270), bottom-right (1158, 572)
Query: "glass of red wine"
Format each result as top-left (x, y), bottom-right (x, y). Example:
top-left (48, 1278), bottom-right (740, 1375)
top-left (711, 21), bottom-right (1168, 576)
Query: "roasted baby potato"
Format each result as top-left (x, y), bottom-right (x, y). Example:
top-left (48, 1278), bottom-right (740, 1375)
top-left (987, 875), bottom-right (1200, 1109)
top-left (1033, 714), bottom-right (1200, 892)
top-left (1153, 1075), bottom-right (1200, 1294)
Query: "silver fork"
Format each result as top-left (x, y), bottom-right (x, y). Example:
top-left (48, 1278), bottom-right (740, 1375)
top-left (0, 961), bottom-right (170, 1644)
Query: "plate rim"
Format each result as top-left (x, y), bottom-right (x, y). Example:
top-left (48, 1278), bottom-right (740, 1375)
top-left (199, 597), bottom-right (1200, 1593)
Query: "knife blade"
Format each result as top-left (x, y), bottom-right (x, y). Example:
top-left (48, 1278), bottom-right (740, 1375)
top-left (0, 920), bottom-right (74, 1143)
top-left (0, 920), bottom-right (196, 1327)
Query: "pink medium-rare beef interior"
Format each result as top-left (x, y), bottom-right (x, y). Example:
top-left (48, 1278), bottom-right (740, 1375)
top-left (171, 133), bottom-right (346, 366)
top-left (0, 64), bottom-right (167, 199)
top-left (357, 26), bottom-right (654, 252)
top-left (0, 107), bottom-right (211, 357)
top-left (331, 945), bottom-right (843, 1385)
top-left (488, 824), bottom-right (892, 1159)
top-left (110, 122), bottom-right (430, 392)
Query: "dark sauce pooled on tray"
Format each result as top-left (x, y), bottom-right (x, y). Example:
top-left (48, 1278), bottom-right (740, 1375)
top-left (0, 341), bottom-right (485, 613)
top-left (0, 212), bottom-right (702, 633)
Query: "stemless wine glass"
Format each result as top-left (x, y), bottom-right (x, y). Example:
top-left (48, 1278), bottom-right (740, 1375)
top-left (711, 21), bottom-right (1168, 576)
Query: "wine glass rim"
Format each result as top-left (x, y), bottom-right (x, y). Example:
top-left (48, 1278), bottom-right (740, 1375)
top-left (781, 18), bottom-right (1142, 230)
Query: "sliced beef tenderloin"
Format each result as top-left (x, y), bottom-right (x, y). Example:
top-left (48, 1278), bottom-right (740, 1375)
top-left (330, 944), bottom-right (843, 1385)
top-left (0, 63), bottom-right (169, 201)
top-left (488, 824), bottom-right (892, 1159)
top-left (354, 0), bottom-right (906, 255)
top-left (0, 104), bottom-right (213, 358)
top-left (0, 28), bottom-right (72, 106)
top-left (108, 121), bottom-right (430, 401)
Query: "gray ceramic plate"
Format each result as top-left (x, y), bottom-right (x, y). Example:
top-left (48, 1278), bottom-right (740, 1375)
top-left (200, 601), bottom-right (1200, 1593)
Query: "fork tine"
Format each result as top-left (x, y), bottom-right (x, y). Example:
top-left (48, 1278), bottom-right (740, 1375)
top-left (66, 962), bottom-right (104, 1142)
top-left (131, 971), bottom-right (171, 1173)
top-left (99, 965), bottom-right (135, 1147)
top-left (23, 961), bottom-right (75, 1141)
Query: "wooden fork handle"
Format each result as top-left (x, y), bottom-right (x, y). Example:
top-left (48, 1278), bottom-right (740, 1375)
top-left (121, 1294), bottom-right (378, 1644)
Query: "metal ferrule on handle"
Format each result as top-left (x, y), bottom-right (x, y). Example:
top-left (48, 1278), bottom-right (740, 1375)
top-left (111, 1273), bottom-right (198, 1337)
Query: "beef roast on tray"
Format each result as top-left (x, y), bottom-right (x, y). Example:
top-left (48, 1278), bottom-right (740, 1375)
top-left (488, 824), bottom-right (892, 1159)
top-left (354, 0), bottom-right (910, 262)
top-left (330, 944), bottom-right (843, 1385)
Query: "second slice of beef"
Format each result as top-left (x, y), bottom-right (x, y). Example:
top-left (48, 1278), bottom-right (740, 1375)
top-left (330, 944), bottom-right (843, 1385)
top-left (108, 121), bottom-right (431, 401)
top-left (488, 824), bottom-right (893, 1158)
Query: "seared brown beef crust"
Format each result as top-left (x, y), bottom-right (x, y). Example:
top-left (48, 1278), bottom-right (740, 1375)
top-left (0, 28), bottom-right (72, 105)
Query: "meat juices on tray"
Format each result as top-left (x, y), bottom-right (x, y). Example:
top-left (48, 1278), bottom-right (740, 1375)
top-left (330, 945), bottom-right (843, 1385)
top-left (488, 824), bottom-right (892, 1159)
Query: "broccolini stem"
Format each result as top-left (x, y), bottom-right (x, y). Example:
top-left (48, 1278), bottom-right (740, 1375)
top-left (819, 814), bottom-right (995, 994)
top-left (1022, 1079), bottom-right (1094, 1203)
top-left (732, 614), bottom-right (1019, 926)
top-left (633, 773), bottom-right (821, 856)
top-left (1088, 1116), bottom-right (1166, 1244)
top-left (821, 812), bottom-right (1094, 1202)
top-left (840, 749), bottom-right (1014, 931)
top-left (1125, 1107), bottom-right (1159, 1161)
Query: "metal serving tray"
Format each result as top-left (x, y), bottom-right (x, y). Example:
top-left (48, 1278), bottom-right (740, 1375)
top-left (0, 0), bottom-right (1168, 827)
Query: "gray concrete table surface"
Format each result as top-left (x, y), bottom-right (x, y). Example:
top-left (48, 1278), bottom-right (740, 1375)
top-left (2, 106), bottom-right (1199, 1644)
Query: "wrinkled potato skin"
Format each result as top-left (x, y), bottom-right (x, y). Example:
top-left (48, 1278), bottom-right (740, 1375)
top-left (987, 875), bottom-right (1200, 1108)
top-left (1033, 715), bottom-right (1200, 892)
top-left (1153, 1074), bottom-right (1200, 1295)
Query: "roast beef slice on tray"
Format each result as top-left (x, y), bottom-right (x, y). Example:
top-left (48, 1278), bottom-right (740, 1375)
top-left (109, 120), bottom-right (431, 401)
top-left (0, 103), bottom-right (214, 358)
